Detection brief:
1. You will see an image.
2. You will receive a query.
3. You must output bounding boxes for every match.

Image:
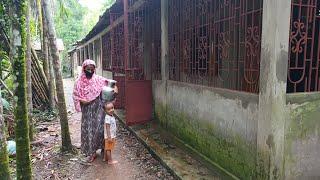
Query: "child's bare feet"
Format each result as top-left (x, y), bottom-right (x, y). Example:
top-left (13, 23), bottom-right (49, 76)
top-left (86, 154), bottom-right (97, 163)
top-left (107, 160), bottom-right (118, 165)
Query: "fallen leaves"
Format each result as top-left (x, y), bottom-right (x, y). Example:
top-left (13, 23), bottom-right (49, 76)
top-left (118, 125), bottom-right (175, 180)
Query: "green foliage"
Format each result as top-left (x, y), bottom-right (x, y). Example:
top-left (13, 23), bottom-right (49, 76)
top-left (82, 0), bottom-right (115, 35)
top-left (0, 51), bottom-right (14, 95)
top-left (4, 77), bottom-right (14, 94)
top-left (0, 50), bottom-right (10, 71)
top-left (0, 1), bottom-right (12, 99)
top-left (55, 0), bottom-right (86, 50)
top-left (0, 1), bottom-right (13, 100)
top-left (51, 0), bottom-right (115, 77)
top-left (2, 98), bottom-right (10, 111)
top-left (0, 89), bottom-right (10, 180)
top-left (54, 0), bottom-right (86, 76)
top-left (33, 108), bottom-right (58, 122)
top-left (0, 0), bottom-right (10, 32)
top-left (56, 0), bottom-right (71, 20)
top-left (29, 17), bottom-right (37, 41)
top-left (82, 7), bottom-right (99, 35)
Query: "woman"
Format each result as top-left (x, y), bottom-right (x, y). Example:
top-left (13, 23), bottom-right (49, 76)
top-left (73, 59), bottom-right (110, 162)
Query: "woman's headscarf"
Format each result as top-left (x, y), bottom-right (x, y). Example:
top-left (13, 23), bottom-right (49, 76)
top-left (73, 59), bottom-right (108, 112)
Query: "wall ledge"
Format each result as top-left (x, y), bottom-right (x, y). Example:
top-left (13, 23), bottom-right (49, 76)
top-left (163, 80), bottom-right (259, 103)
top-left (286, 92), bottom-right (320, 104)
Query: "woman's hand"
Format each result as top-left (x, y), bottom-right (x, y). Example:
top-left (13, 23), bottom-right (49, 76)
top-left (114, 85), bottom-right (118, 94)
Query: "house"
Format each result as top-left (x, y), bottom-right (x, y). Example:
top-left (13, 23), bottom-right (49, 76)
top-left (69, 0), bottom-right (320, 179)
top-left (33, 38), bottom-right (64, 51)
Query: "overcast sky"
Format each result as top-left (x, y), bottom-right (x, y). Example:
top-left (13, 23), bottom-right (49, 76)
top-left (78, 0), bottom-right (105, 11)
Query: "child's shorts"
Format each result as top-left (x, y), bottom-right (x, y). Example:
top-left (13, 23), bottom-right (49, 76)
top-left (105, 138), bottom-right (116, 150)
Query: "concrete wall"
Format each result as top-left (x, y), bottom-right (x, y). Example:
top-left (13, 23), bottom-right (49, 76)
top-left (69, 52), bottom-right (78, 79)
top-left (284, 93), bottom-right (320, 179)
top-left (153, 80), bottom-right (259, 179)
top-left (75, 66), bottom-right (82, 79)
top-left (96, 67), bottom-right (103, 76)
top-left (153, 80), bottom-right (320, 180)
top-left (95, 60), bottom-right (103, 76)
top-left (102, 70), bottom-right (113, 79)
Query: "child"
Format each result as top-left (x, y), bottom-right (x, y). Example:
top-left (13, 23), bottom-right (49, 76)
top-left (103, 103), bottom-right (118, 164)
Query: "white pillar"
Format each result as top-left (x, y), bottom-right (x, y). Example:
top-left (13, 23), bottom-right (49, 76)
top-left (257, 0), bottom-right (291, 179)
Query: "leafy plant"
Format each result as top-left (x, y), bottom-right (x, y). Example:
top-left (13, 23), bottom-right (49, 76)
top-left (0, 50), bottom-right (11, 71)
top-left (1, 97), bottom-right (10, 111)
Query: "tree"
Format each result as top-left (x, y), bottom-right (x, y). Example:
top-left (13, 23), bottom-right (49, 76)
top-left (55, 0), bottom-right (85, 49)
top-left (0, 5), bottom-right (11, 177)
top-left (42, 0), bottom-right (73, 152)
top-left (35, 0), bottom-right (49, 81)
top-left (0, 90), bottom-right (10, 180)
top-left (42, 8), bottom-right (55, 109)
top-left (27, 0), bottom-right (33, 141)
top-left (11, 0), bottom-right (32, 179)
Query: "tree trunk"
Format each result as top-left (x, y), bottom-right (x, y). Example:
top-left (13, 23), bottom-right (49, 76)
top-left (42, 0), bottom-right (72, 152)
top-left (26, 0), bottom-right (33, 141)
top-left (11, 1), bottom-right (32, 179)
top-left (0, 90), bottom-right (10, 180)
top-left (48, 46), bottom-right (56, 108)
top-left (41, 2), bottom-right (49, 80)
top-left (0, 7), bottom-right (10, 176)
top-left (42, 6), bottom-right (55, 109)
top-left (36, 0), bottom-right (43, 50)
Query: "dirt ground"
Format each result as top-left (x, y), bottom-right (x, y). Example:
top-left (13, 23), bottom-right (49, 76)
top-left (29, 78), bottom-right (175, 180)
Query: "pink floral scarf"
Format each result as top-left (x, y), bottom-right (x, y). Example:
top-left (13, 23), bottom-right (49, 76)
top-left (73, 59), bottom-right (108, 112)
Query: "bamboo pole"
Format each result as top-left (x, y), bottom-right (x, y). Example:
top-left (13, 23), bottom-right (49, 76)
top-left (0, 79), bottom-right (13, 97)
top-left (31, 48), bottom-right (48, 84)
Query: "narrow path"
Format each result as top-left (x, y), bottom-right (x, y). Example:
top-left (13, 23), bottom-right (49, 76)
top-left (63, 78), bottom-right (175, 180)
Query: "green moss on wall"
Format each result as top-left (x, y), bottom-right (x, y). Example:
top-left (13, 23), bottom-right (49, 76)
top-left (285, 99), bottom-right (320, 178)
top-left (154, 102), bottom-right (167, 127)
top-left (256, 151), bottom-right (270, 180)
top-left (288, 100), bottom-right (320, 140)
top-left (154, 102), bottom-right (257, 179)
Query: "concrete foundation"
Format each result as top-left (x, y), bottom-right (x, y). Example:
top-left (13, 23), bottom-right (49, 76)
top-left (153, 80), bottom-right (259, 179)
